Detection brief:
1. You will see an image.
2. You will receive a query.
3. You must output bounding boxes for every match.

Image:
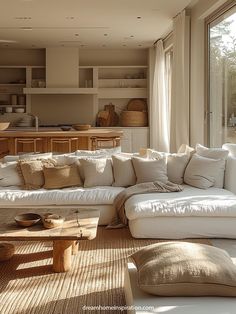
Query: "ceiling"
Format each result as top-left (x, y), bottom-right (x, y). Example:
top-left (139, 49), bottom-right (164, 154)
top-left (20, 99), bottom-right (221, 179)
top-left (0, 0), bottom-right (194, 49)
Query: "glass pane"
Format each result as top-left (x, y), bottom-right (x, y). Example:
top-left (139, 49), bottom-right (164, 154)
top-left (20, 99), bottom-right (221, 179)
top-left (209, 7), bottom-right (236, 147)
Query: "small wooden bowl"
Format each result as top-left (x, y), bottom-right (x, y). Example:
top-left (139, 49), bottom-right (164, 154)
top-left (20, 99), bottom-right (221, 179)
top-left (0, 243), bottom-right (15, 262)
top-left (43, 214), bottom-right (64, 229)
top-left (72, 124), bottom-right (91, 131)
top-left (15, 213), bottom-right (41, 227)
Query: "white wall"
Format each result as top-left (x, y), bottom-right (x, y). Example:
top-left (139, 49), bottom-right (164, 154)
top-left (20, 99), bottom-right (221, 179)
top-left (190, 0), bottom-right (228, 146)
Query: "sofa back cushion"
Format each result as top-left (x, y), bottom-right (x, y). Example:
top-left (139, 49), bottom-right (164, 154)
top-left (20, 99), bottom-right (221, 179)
top-left (43, 164), bottom-right (82, 189)
top-left (112, 154), bottom-right (136, 187)
top-left (184, 154), bottom-right (226, 189)
top-left (3, 152), bottom-right (53, 163)
top-left (79, 158), bottom-right (114, 187)
top-left (132, 157), bottom-right (168, 184)
top-left (222, 143), bottom-right (236, 157)
top-left (0, 162), bottom-right (23, 187)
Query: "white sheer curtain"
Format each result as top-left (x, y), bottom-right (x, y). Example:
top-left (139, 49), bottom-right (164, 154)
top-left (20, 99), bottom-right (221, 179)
top-left (170, 10), bottom-right (190, 152)
top-left (150, 40), bottom-right (170, 152)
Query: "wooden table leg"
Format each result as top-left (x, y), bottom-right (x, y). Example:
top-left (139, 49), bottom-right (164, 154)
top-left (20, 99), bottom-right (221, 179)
top-left (53, 240), bottom-right (73, 272)
top-left (72, 241), bottom-right (79, 255)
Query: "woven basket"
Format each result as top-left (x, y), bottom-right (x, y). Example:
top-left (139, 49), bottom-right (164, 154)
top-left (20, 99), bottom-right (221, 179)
top-left (120, 111), bottom-right (148, 127)
top-left (0, 243), bottom-right (15, 262)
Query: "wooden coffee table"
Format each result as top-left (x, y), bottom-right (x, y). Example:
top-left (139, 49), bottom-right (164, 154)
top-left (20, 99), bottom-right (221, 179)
top-left (0, 208), bottom-right (99, 273)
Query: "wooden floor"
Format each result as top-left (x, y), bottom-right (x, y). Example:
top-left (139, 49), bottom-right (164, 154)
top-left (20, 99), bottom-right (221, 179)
top-left (0, 227), bottom-right (211, 314)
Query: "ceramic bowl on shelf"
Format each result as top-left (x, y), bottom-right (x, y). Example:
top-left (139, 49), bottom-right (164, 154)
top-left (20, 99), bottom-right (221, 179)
top-left (60, 126), bottom-right (71, 131)
top-left (72, 124), bottom-right (91, 131)
top-left (15, 213), bottom-right (41, 227)
top-left (0, 122), bottom-right (10, 131)
top-left (14, 108), bottom-right (25, 113)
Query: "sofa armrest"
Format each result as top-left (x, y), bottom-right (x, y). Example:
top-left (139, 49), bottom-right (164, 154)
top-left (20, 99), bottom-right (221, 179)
top-left (224, 156), bottom-right (236, 194)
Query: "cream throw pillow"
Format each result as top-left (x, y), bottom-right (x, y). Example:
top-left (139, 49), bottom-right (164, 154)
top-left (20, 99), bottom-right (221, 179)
top-left (43, 164), bottom-right (82, 189)
top-left (184, 154), bottom-right (225, 189)
top-left (131, 242), bottom-right (236, 296)
top-left (112, 154), bottom-right (136, 187)
top-left (0, 162), bottom-right (23, 187)
top-left (196, 144), bottom-right (228, 188)
top-left (132, 157), bottom-right (168, 184)
top-left (79, 158), bottom-right (114, 187)
top-left (167, 153), bottom-right (190, 184)
top-left (18, 159), bottom-right (56, 190)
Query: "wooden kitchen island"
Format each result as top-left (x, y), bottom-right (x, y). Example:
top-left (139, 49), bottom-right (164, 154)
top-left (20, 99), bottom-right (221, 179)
top-left (0, 128), bottom-right (123, 155)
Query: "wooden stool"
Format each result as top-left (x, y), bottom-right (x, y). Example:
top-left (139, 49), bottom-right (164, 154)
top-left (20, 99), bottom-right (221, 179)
top-left (14, 138), bottom-right (44, 154)
top-left (0, 138), bottom-right (9, 157)
top-left (50, 137), bottom-right (78, 153)
top-left (91, 137), bottom-right (120, 150)
top-left (0, 243), bottom-right (15, 262)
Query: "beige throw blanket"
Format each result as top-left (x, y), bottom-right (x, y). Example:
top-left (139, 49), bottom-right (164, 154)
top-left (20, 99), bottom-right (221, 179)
top-left (107, 181), bottom-right (183, 228)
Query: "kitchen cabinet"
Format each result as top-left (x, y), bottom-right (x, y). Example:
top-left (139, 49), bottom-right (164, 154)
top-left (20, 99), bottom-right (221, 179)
top-left (112, 127), bottom-right (149, 153)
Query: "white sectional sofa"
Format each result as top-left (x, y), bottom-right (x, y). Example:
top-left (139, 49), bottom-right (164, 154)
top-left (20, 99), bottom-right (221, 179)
top-left (1, 144), bottom-right (236, 239)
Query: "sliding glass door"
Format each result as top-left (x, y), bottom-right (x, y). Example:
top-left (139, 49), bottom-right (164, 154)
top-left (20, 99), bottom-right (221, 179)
top-left (208, 4), bottom-right (236, 147)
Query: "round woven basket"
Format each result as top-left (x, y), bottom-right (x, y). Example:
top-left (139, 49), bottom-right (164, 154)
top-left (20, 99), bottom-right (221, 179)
top-left (0, 243), bottom-right (15, 262)
top-left (120, 111), bottom-right (148, 127)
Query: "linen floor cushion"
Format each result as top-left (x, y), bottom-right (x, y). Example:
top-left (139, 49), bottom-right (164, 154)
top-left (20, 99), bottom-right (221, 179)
top-left (112, 154), bottom-right (136, 187)
top-left (184, 154), bottom-right (225, 189)
top-left (79, 158), bottom-right (114, 187)
top-left (0, 162), bottom-right (23, 187)
top-left (131, 241), bottom-right (236, 297)
top-left (132, 157), bottom-right (168, 184)
top-left (43, 164), bottom-right (82, 189)
top-left (167, 153), bottom-right (190, 184)
top-left (196, 144), bottom-right (229, 188)
top-left (18, 159), bottom-right (56, 190)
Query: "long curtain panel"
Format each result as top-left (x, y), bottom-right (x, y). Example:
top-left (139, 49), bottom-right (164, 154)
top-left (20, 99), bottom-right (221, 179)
top-left (150, 40), bottom-right (170, 152)
top-left (170, 10), bottom-right (190, 152)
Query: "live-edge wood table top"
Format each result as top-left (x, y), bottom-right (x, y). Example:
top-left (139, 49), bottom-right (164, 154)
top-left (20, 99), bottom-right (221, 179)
top-left (0, 208), bottom-right (100, 241)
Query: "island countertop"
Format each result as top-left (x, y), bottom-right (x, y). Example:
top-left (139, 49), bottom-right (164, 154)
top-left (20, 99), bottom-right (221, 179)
top-left (0, 127), bottom-right (123, 138)
top-left (0, 128), bottom-right (123, 155)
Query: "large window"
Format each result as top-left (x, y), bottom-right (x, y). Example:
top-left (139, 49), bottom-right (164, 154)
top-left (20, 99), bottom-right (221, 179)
top-left (208, 3), bottom-right (236, 147)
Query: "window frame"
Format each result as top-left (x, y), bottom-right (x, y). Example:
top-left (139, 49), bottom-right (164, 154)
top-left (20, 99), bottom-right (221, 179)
top-left (205, 0), bottom-right (236, 146)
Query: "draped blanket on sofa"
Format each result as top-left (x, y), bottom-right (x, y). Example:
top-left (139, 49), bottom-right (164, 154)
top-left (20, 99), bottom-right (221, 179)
top-left (108, 181), bottom-right (183, 228)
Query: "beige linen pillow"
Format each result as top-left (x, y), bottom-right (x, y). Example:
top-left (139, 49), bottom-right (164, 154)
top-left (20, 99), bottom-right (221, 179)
top-left (196, 144), bottom-right (228, 188)
top-left (0, 162), bottom-right (23, 187)
top-left (43, 164), bottom-right (82, 189)
top-left (79, 158), bottom-right (114, 187)
top-left (18, 159), bottom-right (56, 190)
top-left (184, 154), bottom-right (225, 189)
top-left (132, 157), bottom-right (168, 184)
top-left (112, 154), bottom-right (136, 187)
top-left (167, 153), bottom-right (190, 184)
top-left (131, 242), bottom-right (236, 296)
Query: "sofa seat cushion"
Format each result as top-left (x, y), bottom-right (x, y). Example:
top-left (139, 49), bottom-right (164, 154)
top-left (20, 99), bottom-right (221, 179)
top-left (0, 186), bottom-right (124, 207)
top-left (125, 185), bottom-right (236, 220)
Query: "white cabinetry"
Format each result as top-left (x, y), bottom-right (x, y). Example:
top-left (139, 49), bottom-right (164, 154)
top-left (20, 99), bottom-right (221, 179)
top-left (117, 127), bottom-right (149, 153)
